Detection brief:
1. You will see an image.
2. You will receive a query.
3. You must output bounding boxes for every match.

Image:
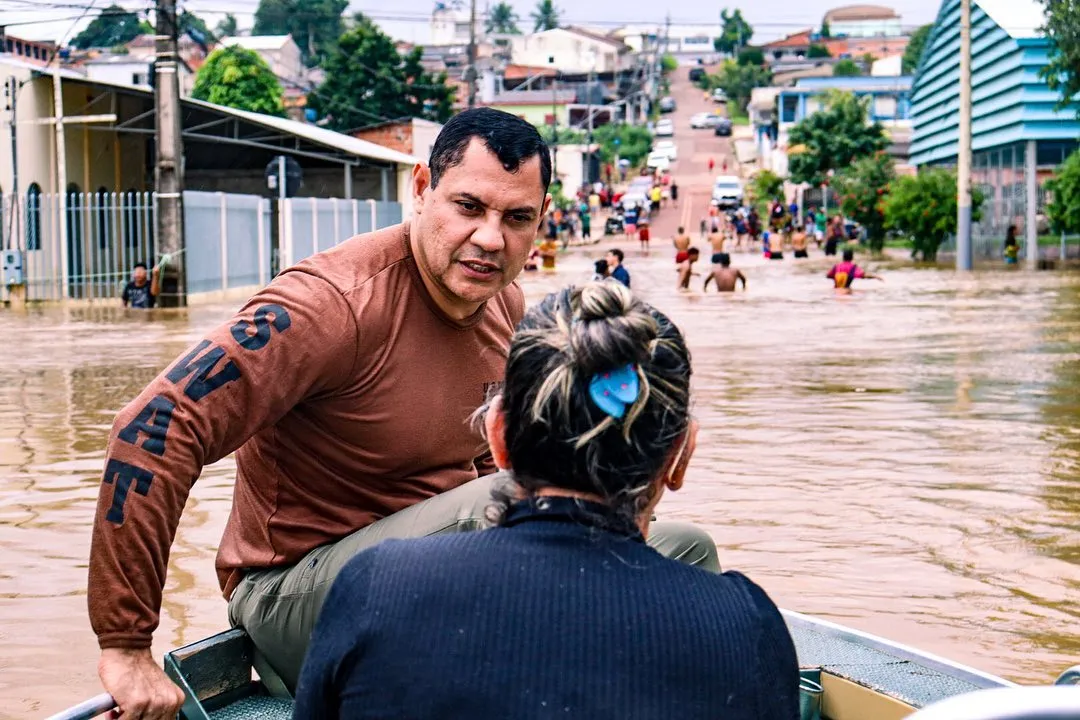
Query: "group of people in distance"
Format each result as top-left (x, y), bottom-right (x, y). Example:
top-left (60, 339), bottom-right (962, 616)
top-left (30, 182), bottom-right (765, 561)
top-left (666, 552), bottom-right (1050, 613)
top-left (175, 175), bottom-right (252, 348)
top-left (88, 108), bottom-right (801, 720)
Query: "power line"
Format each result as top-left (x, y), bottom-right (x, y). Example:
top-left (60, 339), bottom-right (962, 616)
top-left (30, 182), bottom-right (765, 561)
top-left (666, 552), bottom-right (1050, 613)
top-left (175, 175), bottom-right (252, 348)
top-left (7, 0), bottom-right (882, 31)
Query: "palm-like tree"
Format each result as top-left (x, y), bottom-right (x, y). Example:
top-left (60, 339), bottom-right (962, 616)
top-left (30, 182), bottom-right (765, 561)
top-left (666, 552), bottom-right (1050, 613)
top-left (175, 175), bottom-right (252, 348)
top-left (531, 0), bottom-right (560, 32)
top-left (486, 1), bottom-right (521, 34)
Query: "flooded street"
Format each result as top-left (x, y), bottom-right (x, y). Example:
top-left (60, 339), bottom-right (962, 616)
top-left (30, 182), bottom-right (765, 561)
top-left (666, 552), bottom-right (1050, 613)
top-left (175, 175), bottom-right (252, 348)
top-left (1, 245), bottom-right (1079, 717)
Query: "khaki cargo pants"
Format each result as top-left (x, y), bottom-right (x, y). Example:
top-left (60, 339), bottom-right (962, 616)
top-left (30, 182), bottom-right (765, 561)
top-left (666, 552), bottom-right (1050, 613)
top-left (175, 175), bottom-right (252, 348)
top-left (227, 472), bottom-right (720, 692)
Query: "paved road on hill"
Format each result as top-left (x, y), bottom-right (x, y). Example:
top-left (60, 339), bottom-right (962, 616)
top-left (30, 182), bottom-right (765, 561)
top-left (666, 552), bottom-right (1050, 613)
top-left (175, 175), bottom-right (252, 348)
top-left (647, 68), bottom-right (736, 246)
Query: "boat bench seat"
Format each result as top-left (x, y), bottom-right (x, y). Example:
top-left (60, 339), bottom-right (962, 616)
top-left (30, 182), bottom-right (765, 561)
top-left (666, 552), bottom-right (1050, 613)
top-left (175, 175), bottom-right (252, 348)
top-left (164, 628), bottom-right (294, 720)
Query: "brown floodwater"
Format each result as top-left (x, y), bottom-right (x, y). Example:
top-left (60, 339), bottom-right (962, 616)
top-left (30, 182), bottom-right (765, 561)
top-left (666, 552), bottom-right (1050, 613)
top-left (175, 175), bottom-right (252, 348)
top-left (1, 245), bottom-right (1078, 717)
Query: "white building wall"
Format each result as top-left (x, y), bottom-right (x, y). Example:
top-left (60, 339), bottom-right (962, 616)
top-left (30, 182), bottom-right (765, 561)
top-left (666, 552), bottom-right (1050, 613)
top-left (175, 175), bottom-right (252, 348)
top-left (510, 29), bottom-right (621, 73)
top-left (410, 120), bottom-right (443, 163)
top-left (829, 18), bottom-right (904, 37)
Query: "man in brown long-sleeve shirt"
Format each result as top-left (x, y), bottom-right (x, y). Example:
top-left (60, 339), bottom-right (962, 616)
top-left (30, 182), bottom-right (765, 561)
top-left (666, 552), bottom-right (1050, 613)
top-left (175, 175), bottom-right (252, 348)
top-left (90, 109), bottom-right (720, 719)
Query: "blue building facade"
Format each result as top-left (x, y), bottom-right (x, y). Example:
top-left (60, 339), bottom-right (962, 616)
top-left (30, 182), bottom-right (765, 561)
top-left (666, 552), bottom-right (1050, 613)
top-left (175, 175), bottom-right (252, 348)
top-left (777, 76), bottom-right (914, 127)
top-left (909, 0), bottom-right (1080, 260)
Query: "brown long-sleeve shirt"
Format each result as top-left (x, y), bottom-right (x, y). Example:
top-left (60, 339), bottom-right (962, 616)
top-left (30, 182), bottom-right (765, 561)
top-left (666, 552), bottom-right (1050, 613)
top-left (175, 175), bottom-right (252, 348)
top-left (88, 223), bottom-right (525, 650)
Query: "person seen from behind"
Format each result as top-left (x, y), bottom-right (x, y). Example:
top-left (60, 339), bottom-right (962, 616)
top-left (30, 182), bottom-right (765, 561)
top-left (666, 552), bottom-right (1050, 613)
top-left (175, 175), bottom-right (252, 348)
top-left (293, 282), bottom-right (800, 720)
top-left (704, 253), bottom-right (746, 292)
top-left (827, 248), bottom-right (883, 291)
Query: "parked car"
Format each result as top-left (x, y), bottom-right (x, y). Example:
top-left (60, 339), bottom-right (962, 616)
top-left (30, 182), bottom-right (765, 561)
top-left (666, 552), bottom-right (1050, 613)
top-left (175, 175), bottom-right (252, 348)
top-left (712, 88), bottom-right (728, 103)
top-left (713, 116), bottom-right (733, 136)
top-left (712, 175), bottom-right (744, 208)
top-left (646, 151), bottom-right (671, 172)
top-left (654, 118), bottom-right (675, 137)
top-left (653, 140), bottom-right (678, 161)
top-left (689, 67), bottom-right (705, 82)
top-left (659, 96), bottom-right (676, 113)
top-left (690, 112), bottom-right (718, 129)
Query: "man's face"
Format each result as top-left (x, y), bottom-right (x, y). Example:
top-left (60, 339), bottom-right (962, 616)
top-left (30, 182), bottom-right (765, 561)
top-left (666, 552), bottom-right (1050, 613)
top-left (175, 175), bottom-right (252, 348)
top-left (411, 138), bottom-right (549, 316)
top-left (605, 252), bottom-right (620, 268)
top-left (132, 266), bottom-right (147, 284)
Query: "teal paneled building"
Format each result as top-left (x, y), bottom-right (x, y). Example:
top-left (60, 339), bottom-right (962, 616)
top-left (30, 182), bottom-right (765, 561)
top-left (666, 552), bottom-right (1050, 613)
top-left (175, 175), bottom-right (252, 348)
top-left (909, 0), bottom-right (1080, 260)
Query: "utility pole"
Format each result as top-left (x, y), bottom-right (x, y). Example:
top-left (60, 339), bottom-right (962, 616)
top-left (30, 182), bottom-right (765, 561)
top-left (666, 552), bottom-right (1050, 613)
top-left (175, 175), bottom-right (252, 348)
top-left (956, 0), bottom-right (973, 272)
top-left (3, 76), bottom-right (17, 250)
top-left (549, 55), bottom-right (558, 182)
top-left (586, 65), bottom-right (594, 184)
top-left (466, 0), bottom-right (478, 108)
top-left (52, 66), bottom-right (69, 295)
top-left (155, 0), bottom-right (186, 305)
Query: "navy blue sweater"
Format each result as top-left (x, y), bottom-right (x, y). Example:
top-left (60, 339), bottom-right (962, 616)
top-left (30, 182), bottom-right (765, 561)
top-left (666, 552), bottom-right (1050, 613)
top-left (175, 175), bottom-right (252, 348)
top-left (293, 497), bottom-right (800, 720)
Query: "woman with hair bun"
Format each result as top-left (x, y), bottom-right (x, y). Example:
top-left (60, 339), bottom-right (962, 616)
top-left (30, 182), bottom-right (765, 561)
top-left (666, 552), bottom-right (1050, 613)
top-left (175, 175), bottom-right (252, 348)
top-left (294, 281), bottom-right (800, 720)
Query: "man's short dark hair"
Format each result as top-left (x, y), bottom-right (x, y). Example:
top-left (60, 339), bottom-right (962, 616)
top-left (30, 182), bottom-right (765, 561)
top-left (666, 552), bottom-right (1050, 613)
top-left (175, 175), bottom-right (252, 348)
top-left (608, 248), bottom-right (625, 262)
top-left (133, 262), bottom-right (147, 270)
top-left (843, 249), bottom-right (855, 262)
top-left (429, 108), bottom-right (552, 194)
top-left (688, 247), bottom-right (700, 256)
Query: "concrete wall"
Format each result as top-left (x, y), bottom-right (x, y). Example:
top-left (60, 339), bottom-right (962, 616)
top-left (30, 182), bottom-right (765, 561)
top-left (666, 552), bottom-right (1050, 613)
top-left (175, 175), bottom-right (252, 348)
top-left (185, 166), bottom-right (396, 201)
top-left (510, 30), bottom-right (621, 73)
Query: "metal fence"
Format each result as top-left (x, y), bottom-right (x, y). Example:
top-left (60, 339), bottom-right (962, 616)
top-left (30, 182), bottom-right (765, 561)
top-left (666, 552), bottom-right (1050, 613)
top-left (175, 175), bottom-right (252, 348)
top-left (183, 191), bottom-right (271, 295)
top-left (281, 197), bottom-right (403, 267)
top-left (1, 191), bottom-right (405, 304)
top-left (1, 191), bottom-right (156, 302)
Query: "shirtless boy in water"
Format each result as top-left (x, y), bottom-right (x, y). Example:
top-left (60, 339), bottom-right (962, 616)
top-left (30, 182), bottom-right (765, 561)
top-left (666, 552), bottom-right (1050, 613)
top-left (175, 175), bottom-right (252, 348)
top-left (792, 226), bottom-right (809, 258)
top-left (704, 252), bottom-right (746, 292)
top-left (673, 226), bottom-right (691, 254)
top-left (677, 247), bottom-right (701, 290)
top-left (708, 226), bottom-right (726, 257)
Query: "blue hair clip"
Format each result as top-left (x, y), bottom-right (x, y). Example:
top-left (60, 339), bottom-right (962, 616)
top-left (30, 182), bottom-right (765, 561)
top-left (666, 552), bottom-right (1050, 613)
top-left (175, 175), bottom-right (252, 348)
top-left (588, 364), bottom-right (640, 419)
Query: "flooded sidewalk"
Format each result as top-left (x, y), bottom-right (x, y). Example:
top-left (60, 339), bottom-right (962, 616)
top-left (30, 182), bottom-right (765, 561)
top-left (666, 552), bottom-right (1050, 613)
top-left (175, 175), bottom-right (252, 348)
top-left (2, 249), bottom-right (1079, 716)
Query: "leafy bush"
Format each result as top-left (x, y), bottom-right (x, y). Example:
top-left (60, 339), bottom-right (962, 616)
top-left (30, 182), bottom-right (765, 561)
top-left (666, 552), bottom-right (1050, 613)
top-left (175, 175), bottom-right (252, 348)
top-left (831, 152), bottom-right (896, 253)
top-left (1045, 147), bottom-right (1080, 234)
top-left (884, 169), bottom-right (985, 261)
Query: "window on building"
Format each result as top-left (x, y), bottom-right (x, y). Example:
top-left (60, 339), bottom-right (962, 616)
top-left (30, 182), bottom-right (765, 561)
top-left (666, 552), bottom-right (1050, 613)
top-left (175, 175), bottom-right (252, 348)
top-left (26, 183), bottom-right (42, 251)
top-left (873, 95), bottom-right (897, 119)
top-left (781, 95), bottom-right (798, 123)
top-left (66, 183), bottom-right (82, 256)
top-left (123, 189), bottom-right (141, 248)
top-left (94, 187), bottom-right (113, 249)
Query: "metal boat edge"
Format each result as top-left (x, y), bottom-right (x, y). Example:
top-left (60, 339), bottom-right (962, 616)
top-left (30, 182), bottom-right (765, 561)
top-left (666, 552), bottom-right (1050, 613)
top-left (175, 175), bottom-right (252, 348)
top-left (782, 608), bottom-right (1016, 690)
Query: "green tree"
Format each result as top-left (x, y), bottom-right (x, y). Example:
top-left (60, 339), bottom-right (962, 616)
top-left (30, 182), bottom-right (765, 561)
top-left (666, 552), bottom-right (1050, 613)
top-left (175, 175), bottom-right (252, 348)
top-left (833, 58), bottom-right (862, 76)
top-left (592, 123), bottom-right (654, 167)
top-left (192, 46), bottom-right (286, 116)
top-left (902, 23), bottom-right (931, 75)
top-left (70, 4), bottom-right (147, 49)
top-left (216, 13), bottom-right (239, 39)
top-left (714, 8), bottom-right (753, 55)
top-left (486, 2), bottom-right (521, 34)
top-left (885, 169), bottom-right (985, 261)
top-left (808, 44), bottom-right (831, 58)
top-left (820, 20), bottom-right (831, 38)
top-left (747, 169), bottom-right (785, 215)
top-left (787, 91), bottom-right (887, 186)
top-left (179, 11), bottom-right (211, 41)
top-left (661, 54), bottom-right (678, 73)
top-left (831, 152), bottom-right (896, 253)
top-left (702, 60), bottom-right (772, 114)
top-left (531, 0), bottom-right (560, 32)
top-left (308, 14), bottom-right (456, 131)
top-left (1039, 0), bottom-right (1080, 115)
top-left (1045, 148), bottom-right (1080, 233)
top-left (253, 0), bottom-right (348, 66)
top-left (736, 47), bottom-right (765, 66)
